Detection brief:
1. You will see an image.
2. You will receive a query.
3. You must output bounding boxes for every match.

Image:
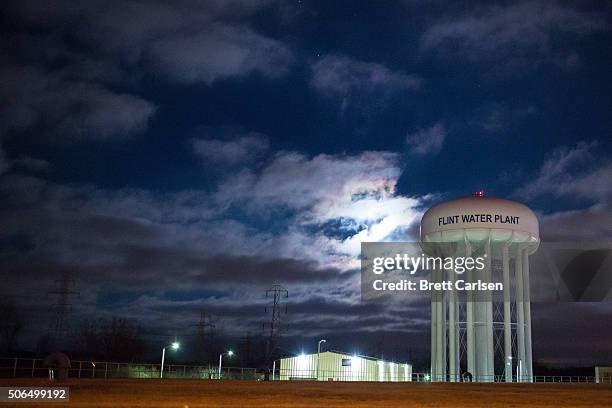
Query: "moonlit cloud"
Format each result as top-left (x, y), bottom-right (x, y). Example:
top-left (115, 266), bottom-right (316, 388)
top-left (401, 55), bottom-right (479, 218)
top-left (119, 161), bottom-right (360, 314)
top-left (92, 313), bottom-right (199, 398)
top-left (193, 132), bottom-right (270, 166)
top-left (216, 150), bottom-right (424, 267)
top-left (406, 123), bottom-right (446, 155)
top-left (310, 54), bottom-right (422, 111)
top-left (0, 145), bottom-right (428, 338)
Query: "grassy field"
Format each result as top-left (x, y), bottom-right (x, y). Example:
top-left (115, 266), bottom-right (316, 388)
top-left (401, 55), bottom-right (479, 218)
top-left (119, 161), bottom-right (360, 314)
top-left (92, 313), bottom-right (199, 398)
top-left (1, 379), bottom-right (611, 408)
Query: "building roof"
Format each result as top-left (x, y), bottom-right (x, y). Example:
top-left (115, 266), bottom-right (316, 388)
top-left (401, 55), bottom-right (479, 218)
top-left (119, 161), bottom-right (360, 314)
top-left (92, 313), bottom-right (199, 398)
top-left (284, 349), bottom-right (410, 364)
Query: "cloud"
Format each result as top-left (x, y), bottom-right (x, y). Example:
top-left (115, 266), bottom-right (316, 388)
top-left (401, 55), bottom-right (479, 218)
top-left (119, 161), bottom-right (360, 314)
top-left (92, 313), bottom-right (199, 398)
top-left (514, 141), bottom-right (612, 240)
top-left (0, 144), bottom-right (10, 175)
top-left (217, 151), bottom-right (403, 216)
top-left (515, 141), bottom-right (612, 205)
top-left (421, 1), bottom-right (608, 68)
top-left (0, 0), bottom-right (292, 148)
top-left (0, 65), bottom-right (156, 141)
top-left (5, 1), bottom-right (293, 84)
top-left (469, 104), bottom-right (537, 133)
top-left (0, 145), bottom-right (427, 340)
top-left (216, 150), bottom-right (424, 261)
top-left (405, 123), bottom-right (446, 155)
top-left (192, 132), bottom-right (270, 166)
top-left (539, 207), bottom-right (612, 241)
top-left (0, 146), bottom-right (424, 264)
top-left (149, 24), bottom-right (293, 84)
top-left (310, 54), bottom-right (421, 110)
top-left (13, 156), bottom-right (51, 172)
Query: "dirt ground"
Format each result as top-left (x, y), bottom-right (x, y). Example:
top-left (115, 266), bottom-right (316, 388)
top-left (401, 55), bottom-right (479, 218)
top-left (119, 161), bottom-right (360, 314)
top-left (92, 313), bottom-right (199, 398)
top-left (1, 378), bottom-right (611, 408)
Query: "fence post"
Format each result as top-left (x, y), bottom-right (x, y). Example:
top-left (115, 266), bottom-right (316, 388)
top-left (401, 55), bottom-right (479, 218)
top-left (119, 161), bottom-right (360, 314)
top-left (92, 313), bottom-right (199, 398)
top-left (13, 358), bottom-right (18, 378)
top-left (104, 363), bottom-right (108, 379)
top-left (31, 359), bottom-right (36, 378)
top-left (79, 361), bottom-right (82, 378)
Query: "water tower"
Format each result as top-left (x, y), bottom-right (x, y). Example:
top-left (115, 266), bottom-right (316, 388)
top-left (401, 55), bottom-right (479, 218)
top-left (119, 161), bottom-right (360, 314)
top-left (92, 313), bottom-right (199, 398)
top-left (420, 193), bottom-right (539, 382)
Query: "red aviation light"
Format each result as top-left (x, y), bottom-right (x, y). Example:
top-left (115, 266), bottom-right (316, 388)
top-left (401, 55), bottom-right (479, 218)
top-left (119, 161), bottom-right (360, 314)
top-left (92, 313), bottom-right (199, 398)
top-left (472, 190), bottom-right (485, 197)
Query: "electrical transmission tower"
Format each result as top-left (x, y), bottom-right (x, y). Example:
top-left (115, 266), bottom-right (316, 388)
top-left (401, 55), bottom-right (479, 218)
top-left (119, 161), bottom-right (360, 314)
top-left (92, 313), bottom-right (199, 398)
top-left (238, 331), bottom-right (253, 367)
top-left (192, 310), bottom-right (215, 362)
top-left (47, 271), bottom-right (79, 345)
top-left (264, 284), bottom-right (288, 365)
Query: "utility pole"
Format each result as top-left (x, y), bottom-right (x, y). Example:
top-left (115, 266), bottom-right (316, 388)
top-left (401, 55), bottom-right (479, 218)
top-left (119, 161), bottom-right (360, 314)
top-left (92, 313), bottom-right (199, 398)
top-left (264, 285), bottom-right (288, 366)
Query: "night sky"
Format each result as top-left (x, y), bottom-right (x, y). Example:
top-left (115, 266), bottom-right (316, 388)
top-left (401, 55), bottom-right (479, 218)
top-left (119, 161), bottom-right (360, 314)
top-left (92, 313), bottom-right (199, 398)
top-left (1, 1), bottom-right (611, 367)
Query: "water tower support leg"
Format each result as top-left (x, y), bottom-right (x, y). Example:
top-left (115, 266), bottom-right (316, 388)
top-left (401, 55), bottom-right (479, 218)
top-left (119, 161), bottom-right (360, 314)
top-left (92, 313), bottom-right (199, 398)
top-left (440, 289), bottom-right (447, 381)
top-left (502, 246), bottom-right (512, 382)
top-left (465, 242), bottom-right (475, 380)
top-left (515, 248), bottom-right (526, 382)
top-left (448, 272), bottom-right (458, 382)
top-left (523, 250), bottom-right (533, 382)
top-left (485, 240), bottom-right (494, 381)
top-left (431, 288), bottom-right (438, 380)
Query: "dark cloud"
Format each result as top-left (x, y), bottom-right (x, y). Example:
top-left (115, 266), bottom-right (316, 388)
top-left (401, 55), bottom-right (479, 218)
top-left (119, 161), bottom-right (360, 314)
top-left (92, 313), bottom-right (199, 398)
top-left (12, 156), bottom-right (51, 172)
top-left (405, 123), bottom-right (446, 156)
top-left (148, 24), bottom-right (293, 84)
top-left (192, 132), bottom-right (270, 166)
top-left (0, 144), bottom-right (9, 174)
top-left (532, 303), bottom-right (612, 366)
top-left (422, 1), bottom-right (609, 69)
top-left (0, 64), bottom-right (155, 141)
top-left (469, 104), bottom-right (537, 133)
top-left (310, 54), bottom-right (421, 112)
top-left (0, 0), bottom-right (292, 149)
top-left (0, 150), bottom-right (423, 342)
top-left (540, 207), bottom-right (612, 241)
top-left (515, 141), bottom-right (612, 206)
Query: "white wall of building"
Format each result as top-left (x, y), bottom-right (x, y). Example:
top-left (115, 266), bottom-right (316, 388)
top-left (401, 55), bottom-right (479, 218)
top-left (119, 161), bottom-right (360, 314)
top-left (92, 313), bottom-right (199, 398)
top-left (279, 351), bottom-right (411, 382)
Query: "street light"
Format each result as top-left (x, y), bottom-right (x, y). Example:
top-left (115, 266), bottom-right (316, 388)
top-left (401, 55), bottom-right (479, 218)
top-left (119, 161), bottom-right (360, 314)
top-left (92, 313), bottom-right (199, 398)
top-left (218, 350), bottom-right (234, 380)
top-left (160, 341), bottom-right (180, 378)
top-left (317, 339), bottom-right (327, 380)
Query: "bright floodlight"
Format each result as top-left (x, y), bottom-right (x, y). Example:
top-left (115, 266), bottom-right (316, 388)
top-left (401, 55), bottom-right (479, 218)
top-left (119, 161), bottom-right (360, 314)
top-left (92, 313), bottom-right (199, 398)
top-left (227, 350), bottom-right (234, 356)
top-left (171, 342), bottom-right (180, 350)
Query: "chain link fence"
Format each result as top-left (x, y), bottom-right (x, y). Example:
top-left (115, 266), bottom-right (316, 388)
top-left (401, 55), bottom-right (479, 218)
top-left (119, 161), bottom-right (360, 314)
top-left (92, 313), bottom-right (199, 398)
top-left (1, 358), bottom-right (609, 384)
top-left (0, 358), bottom-right (262, 380)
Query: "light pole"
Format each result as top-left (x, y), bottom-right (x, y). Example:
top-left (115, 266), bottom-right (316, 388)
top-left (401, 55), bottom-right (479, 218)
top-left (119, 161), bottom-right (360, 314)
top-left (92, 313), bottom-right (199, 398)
top-left (218, 350), bottom-right (234, 380)
top-left (160, 341), bottom-right (180, 379)
top-left (317, 339), bottom-right (327, 380)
